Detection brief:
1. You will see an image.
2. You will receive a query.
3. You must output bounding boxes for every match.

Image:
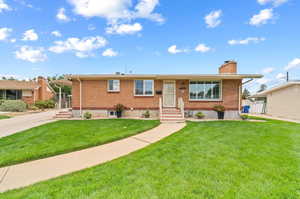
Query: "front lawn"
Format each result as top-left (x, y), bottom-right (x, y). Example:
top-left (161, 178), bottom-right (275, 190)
top-left (1, 119), bottom-right (300, 198)
top-left (0, 115), bottom-right (10, 120)
top-left (0, 119), bottom-right (160, 167)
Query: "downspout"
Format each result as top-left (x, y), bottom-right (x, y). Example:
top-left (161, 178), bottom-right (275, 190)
top-left (78, 77), bottom-right (82, 118)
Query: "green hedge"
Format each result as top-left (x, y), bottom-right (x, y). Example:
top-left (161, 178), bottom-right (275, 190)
top-left (0, 100), bottom-right (27, 112)
top-left (34, 100), bottom-right (55, 109)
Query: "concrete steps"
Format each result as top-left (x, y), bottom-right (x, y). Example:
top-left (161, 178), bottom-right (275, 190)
top-left (160, 108), bottom-right (185, 123)
top-left (54, 111), bottom-right (72, 119)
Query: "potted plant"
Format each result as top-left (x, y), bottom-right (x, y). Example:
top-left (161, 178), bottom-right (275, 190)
top-left (195, 112), bottom-right (205, 119)
top-left (114, 104), bottom-right (126, 118)
top-left (143, 110), bottom-right (150, 118)
top-left (213, 105), bottom-right (225, 120)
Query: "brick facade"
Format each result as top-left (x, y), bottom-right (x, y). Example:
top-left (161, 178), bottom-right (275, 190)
top-left (72, 79), bottom-right (241, 111)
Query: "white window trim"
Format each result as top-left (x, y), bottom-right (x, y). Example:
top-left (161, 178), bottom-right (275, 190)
top-left (188, 80), bottom-right (223, 101)
top-left (134, 80), bottom-right (155, 96)
top-left (107, 80), bottom-right (120, 92)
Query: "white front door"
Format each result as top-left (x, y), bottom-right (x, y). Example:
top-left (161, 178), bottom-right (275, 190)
top-left (163, 81), bottom-right (176, 107)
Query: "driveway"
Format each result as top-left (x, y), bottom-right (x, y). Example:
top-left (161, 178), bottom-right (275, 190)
top-left (0, 110), bottom-right (57, 138)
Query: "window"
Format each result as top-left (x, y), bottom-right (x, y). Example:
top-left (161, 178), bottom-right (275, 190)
top-left (0, 90), bottom-right (22, 100)
top-left (134, 80), bottom-right (154, 96)
top-left (107, 80), bottom-right (120, 92)
top-left (0, 90), bottom-right (4, 100)
top-left (189, 81), bottom-right (221, 100)
top-left (107, 110), bottom-right (117, 117)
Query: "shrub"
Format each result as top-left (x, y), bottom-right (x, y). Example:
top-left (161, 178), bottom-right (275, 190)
top-left (195, 112), bottom-right (205, 119)
top-left (0, 100), bottom-right (27, 112)
top-left (28, 105), bottom-right (39, 111)
top-left (0, 99), bottom-right (4, 106)
top-left (241, 114), bottom-right (249, 120)
top-left (213, 105), bottom-right (225, 112)
top-left (35, 100), bottom-right (55, 110)
top-left (114, 104), bottom-right (126, 112)
top-left (84, 112), bottom-right (92, 120)
top-left (143, 110), bottom-right (150, 118)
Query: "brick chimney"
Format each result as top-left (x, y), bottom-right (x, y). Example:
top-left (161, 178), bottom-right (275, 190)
top-left (37, 76), bottom-right (48, 101)
top-left (219, 60), bottom-right (237, 74)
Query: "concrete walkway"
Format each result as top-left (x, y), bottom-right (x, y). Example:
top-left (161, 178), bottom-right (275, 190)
top-left (248, 114), bottom-right (300, 124)
top-left (0, 122), bottom-right (186, 193)
top-left (0, 110), bottom-right (58, 138)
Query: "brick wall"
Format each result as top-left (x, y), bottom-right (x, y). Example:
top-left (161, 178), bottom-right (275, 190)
top-left (37, 77), bottom-right (54, 101)
top-left (72, 79), bottom-right (241, 111)
top-left (72, 80), bottom-right (163, 110)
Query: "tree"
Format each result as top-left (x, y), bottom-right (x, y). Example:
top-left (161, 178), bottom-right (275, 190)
top-left (242, 88), bottom-right (251, 99)
top-left (257, 84), bottom-right (267, 93)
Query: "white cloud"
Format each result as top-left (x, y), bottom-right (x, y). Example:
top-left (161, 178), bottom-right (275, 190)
top-left (88, 24), bottom-right (96, 31)
top-left (284, 58), bottom-right (300, 71)
top-left (228, 37), bottom-right (266, 45)
top-left (249, 9), bottom-right (274, 26)
top-left (67, 0), bottom-right (164, 27)
top-left (56, 8), bottom-right (70, 22)
top-left (168, 45), bottom-right (187, 54)
top-left (0, 27), bottom-right (12, 41)
top-left (15, 46), bottom-right (47, 63)
top-left (10, 38), bottom-right (16, 43)
top-left (102, 48), bottom-right (118, 57)
top-left (51, 31), bottom-right (62, 37)
top-left (195, 44), bottom-right (211, 53)
top-left (204, 10), bottom-right (222, 28)
top-left (262, 67), bottom-right (275, 74)
top-left (22, 29), bottom-right (38, 41)
top-left (256, 77), bottom-right (271, 84)
top-left (257, 0), bottom-right (288, 7)
top-left (49, 36), bottom-right (107, 58)
top-left (0, 0), bottom-right (10, 12)
top-left (134, 0), bottom-right (164, 23)
top-left (106, 23), bottom-right (142, 35)
top-left (276, 72), bottom-right (286, 79)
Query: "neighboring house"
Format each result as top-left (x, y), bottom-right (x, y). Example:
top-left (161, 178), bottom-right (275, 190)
top-left (251, 81), bottom-right (300, 120)
top-left (69, 61), bottom-right (262, 121)
top-left (0, 77), bottom-right (55, 104)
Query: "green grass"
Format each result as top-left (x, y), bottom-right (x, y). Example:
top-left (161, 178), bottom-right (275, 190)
top-left (0, 119), bottom-right (159, 167)
top-left (1, 119), bottom-right (300, 198)
top-left (0, 115), bottom-right (10, 120)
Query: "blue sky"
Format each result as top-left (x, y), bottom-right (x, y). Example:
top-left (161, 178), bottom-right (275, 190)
top-left (0, 0), bottom-right (299, 92)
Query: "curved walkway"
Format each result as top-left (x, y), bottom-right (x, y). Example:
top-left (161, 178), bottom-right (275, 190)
top-left (0, 122), bottom-right (186, 193)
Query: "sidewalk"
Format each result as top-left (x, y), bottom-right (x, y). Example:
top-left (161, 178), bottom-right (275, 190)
top-left (0, 122), bottom-right (186, 193)
top-left (248, 114), bottom-right (300, 124)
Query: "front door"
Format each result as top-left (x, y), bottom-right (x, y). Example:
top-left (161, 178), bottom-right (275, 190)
top-left (163, 81), bottom-right (176, 107)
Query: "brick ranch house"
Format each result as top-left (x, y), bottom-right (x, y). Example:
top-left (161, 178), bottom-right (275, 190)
top-left (69, 61), bottom-right (262, 121)
top-left (0, 77), bottom-right (55, 104)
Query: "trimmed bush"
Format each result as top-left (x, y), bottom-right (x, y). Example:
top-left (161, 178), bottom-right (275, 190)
top-left (84, 112), bottom-right (92, 120)
top-left (195, 112), bottom-right (205, 119)
top-left (0, 100), bottom-right (27, 112)
top-left (35, 100), bottom-right (55, 109)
